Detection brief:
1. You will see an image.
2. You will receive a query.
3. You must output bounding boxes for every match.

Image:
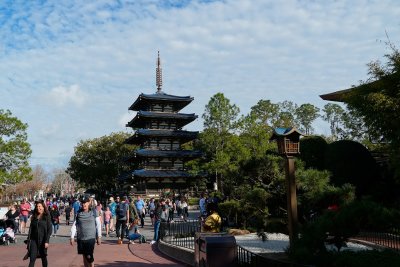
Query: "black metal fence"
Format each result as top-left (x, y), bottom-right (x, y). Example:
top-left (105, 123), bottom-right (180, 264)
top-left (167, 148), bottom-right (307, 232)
top-left (160, 220), bottom-right (287, 266)
top-left (160, 219), bottom-right (200, 250)
top-left (356, 229), bottom-right (400, 251)
top-left (237, 245), bottom-right (273, 267)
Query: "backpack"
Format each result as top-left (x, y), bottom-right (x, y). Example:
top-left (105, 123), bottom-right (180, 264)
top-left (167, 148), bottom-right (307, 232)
top-left (117, 203), bottom-right (128, 220)
top-left (139, 235), bottom-right (146, 244)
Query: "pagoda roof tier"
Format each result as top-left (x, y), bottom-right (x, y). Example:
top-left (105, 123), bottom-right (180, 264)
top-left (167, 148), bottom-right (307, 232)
top-left (129, 92), bottom-right (194, 112)
top-left (125, 129), bottom-right (198, 144)
top-left (133, 169), bottom-right (192, 178)
top-left (126, 111), bottom-right (197, 129)
top-left (124, 149), bottom-right (202, 162)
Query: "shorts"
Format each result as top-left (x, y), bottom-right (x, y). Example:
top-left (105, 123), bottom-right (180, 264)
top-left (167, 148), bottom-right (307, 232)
top-left (104, 220), bottom-right (110, 225)
top-left (20, 215), bottom-right (28, 223)
top-left (77, 238), bottom-right (96, 257)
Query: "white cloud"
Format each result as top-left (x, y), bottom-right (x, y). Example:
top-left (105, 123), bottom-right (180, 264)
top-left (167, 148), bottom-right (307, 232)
top-left (43, 85), bottom-right (87, 107)
top-left (1, 0), bottom-right (400, 169)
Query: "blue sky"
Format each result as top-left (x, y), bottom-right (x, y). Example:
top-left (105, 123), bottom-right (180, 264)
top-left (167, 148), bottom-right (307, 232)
top-left (1, 0), bottom-right (400, 171)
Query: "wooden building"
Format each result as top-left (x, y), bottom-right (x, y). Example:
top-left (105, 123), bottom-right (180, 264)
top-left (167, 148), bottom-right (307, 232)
top-left (124, 53), bottom-right (202, 192)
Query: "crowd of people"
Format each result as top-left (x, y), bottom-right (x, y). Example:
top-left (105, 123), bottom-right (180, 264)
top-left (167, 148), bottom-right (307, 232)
top-left (1, 192), bottom-right (222, 267)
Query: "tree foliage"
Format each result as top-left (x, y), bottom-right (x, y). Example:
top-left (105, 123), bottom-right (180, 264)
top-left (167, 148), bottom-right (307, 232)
top-left (324, 140), bottom-right (378, 197)
top-left (202, 92), bottom-right (240, 133)
top-left (295, 103), bottom-right (320, 135)
top-left (67, 132), bottom-right (136, 192)
top-left (0, 109), bottom-right (32, 184)
top-left (299, 136), bottom-right (328, 170)
top-left (344, 43), bottom-right (400, 177)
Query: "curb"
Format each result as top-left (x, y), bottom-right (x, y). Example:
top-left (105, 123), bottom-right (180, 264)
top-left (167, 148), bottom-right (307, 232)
top-left (158, 240), bottom-right (194, 266)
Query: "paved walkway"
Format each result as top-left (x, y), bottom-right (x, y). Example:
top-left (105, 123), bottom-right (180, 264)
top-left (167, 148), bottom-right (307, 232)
top-left (1, 211), bottom-right (189, 267)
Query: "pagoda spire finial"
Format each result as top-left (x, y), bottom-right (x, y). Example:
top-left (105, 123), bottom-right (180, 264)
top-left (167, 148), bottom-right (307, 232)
top-left (156, 51), bottom-right (162, 93)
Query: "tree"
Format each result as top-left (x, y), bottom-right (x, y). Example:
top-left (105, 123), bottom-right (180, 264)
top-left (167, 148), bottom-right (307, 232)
top-left (248, 99), bottom-right (281, 128)
top-left (202, 93), bottom-right (240, 133)
top-left (0, 109), bottom-right (32, 184)
top-left (321, 103), bottom-right (368, 142)
top-left (201, 93), bottom-right (241, 193)
top-left (322, 103), bottom-right (345, 140)
top-left (277, 100), bottom-right (298, 128)
top-left (344, 42), bottom-right (400, 177)
top-left (67, 132), bottom-right (136, 193)
top-left (295, 104), bottom-right (320, 135)
top-left (51, 169), bottom-right (76, 197)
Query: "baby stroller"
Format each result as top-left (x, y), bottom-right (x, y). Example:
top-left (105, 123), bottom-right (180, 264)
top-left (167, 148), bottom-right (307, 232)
top-left (0, 219), bottom-right (17, 245)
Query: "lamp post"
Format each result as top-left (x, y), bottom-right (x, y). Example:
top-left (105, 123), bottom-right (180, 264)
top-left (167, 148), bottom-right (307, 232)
top-left (270, 127), bottom-right (303, 249)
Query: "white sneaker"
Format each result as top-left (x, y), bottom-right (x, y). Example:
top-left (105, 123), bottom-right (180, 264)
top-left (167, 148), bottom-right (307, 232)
top-left (150, 240), bottom-right (156, 245)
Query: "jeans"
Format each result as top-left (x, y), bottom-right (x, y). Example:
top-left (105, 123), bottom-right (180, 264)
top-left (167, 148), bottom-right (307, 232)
top-left (116, 220), bottom-right (127, 240)
top-left (52, 224), bottom-right (59, 235)
top-left (153, 220), bottom-right (160, 241)
top-left (128, 233), bottom-right (141, 241)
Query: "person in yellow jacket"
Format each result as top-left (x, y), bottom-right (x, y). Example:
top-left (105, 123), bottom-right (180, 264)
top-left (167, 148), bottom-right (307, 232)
top-left (202, 202), bottom-right (221, 233)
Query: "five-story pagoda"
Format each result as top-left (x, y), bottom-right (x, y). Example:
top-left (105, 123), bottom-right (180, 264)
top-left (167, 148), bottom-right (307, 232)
top-left (125, 52), bottom-right (202, 192)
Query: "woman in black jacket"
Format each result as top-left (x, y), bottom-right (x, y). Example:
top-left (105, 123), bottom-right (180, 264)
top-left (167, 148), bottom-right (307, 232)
top-left (5, 203), bottom-right (20, 232)
top-left (27, 199), bottom-right (52, 267)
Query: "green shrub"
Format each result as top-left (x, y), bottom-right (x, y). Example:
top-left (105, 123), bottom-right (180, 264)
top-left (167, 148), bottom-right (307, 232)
top-left (291, 199), bottom-right (400, 265)
top-left (218, 187), bottom-right (270, 230)
top-left (324, 140), bottom-right (379, 197)
top-left (300, 135), bottom-right (328, 170)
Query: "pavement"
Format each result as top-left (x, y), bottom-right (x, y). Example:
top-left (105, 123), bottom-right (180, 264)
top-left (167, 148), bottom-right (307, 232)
top-left (0, 211), bottom-right (191, 267)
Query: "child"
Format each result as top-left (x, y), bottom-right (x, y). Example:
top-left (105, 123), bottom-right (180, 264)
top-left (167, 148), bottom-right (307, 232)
top-left (2, 225), bottom-right (15, 243)
top-left (104, 206), bottom-right (112, 237)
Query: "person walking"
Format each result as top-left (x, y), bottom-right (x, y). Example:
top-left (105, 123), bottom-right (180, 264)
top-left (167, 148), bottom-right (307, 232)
top-left (199, 193), bottom-right (207, 218)
top-left (19, 197), bottom-right (31, 234)
top-left (26, 199), bottom-right (52, 267)
top-left (70, 196), bottom-right (102, 267)
top-left (148, 198), bottom-right (156, 226)
top-left (103, 206), bottom-right (112, 237)
top-left (135, 195), bottom-right (145, 228)
top-left (72, 198), bottom-right (81, 221)
top-left (116, 196), bottom-right (129, 244)
top-left (108, 196), bottom-right (118, 232)
top-left (180, 197), bottom-right (188, 221)
top-left (50, 204), bottom-right (60, 237)
top-left (65, 204), bottom-right (72, 225)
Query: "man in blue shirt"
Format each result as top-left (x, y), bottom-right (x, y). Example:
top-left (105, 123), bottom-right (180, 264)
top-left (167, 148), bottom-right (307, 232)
top-left (199, 193), bottom-right (207, 217)
top-left (135, 196), bottom-right (145, 228)
top-left (72, 198), bottom-right (81, 221)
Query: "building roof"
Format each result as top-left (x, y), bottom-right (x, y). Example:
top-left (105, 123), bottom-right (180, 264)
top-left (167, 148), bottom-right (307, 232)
top-left (320, 73), bottom-right (398, 102)
top-left (129, 92), bottom-right (194, 111)
top-left (126, 111), bottom-right (197, 129)
top-left (132, 169), bottom-right (193, 178)
top-left (125, 129), bottom-right (199, 144)
top-left (270, 127), bottom-right (303, 140)
top-left (133, 149), bottom-right (202, 158)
